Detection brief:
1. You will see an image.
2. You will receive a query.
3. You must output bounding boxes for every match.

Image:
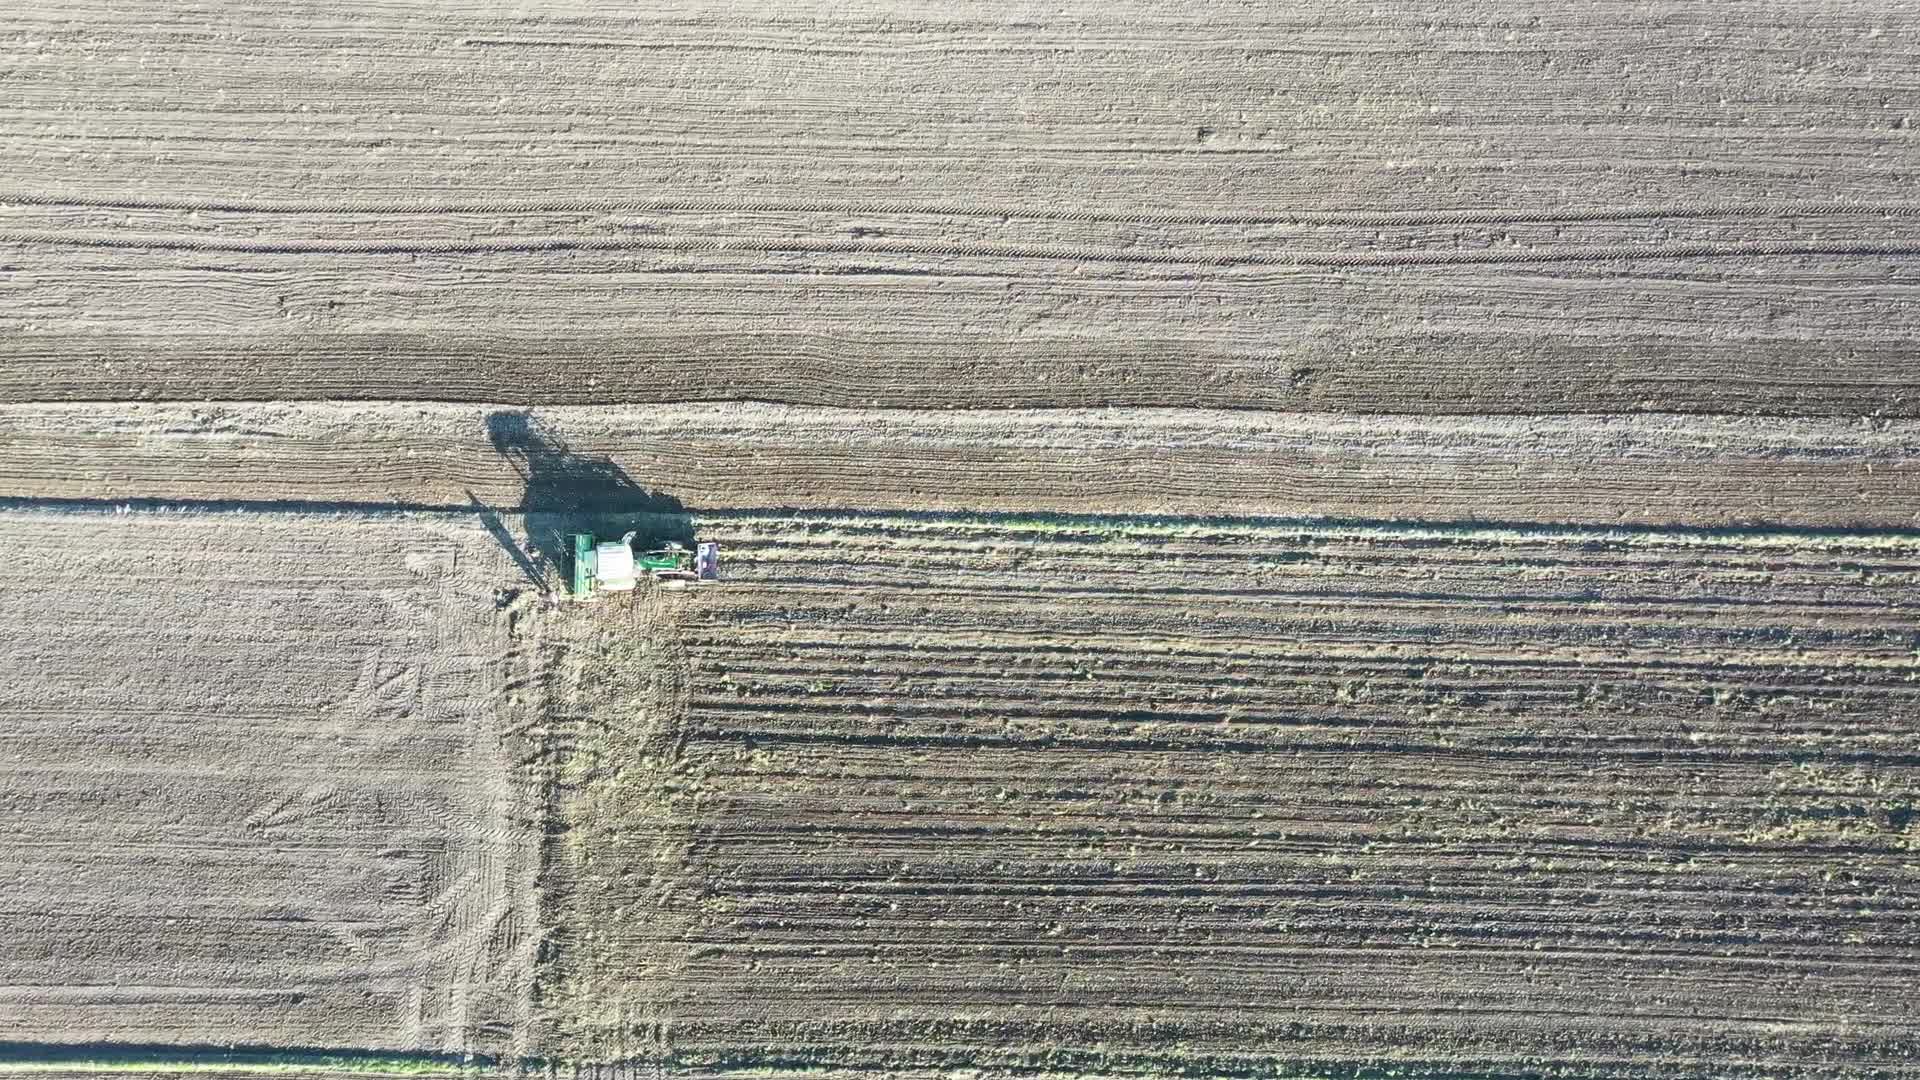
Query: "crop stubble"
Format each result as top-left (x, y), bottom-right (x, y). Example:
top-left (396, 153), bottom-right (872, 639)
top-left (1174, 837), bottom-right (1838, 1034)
top-left (539, 513), bottom-right (1920, 1077)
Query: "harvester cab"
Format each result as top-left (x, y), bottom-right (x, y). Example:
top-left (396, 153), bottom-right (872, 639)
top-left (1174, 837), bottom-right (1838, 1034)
top-left (637, 540), bottom-right (723, 587)
top-left (568, 534), bottom-right (720, 599)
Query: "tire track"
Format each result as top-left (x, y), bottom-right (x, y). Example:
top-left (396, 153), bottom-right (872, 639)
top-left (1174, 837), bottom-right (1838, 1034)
top-left (0, 509), bottom-right (539, 1054)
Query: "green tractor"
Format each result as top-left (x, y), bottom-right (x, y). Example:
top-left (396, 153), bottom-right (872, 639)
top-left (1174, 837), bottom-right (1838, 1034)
top-left (569, 533), bottom-right (719, 600)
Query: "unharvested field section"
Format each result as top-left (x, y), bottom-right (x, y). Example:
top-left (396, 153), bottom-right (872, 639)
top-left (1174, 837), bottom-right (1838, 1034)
top-left (0, 510), bottom-right (538, 1054)
top-left (542, 514), bottom-right (1920, 1078)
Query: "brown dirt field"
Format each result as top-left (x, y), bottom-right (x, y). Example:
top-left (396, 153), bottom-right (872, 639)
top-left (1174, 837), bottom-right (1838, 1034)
top-left (2, 1), bottom-right (1917, 415)
top-left (0, 403), bottom-right (1915, 528)
top-left (0, 509), bottom-right (539, 1054)
top-left (3, 0), bottom-right (1919, 1076)
top-left (538, 513), bottom-right (1920, 1078)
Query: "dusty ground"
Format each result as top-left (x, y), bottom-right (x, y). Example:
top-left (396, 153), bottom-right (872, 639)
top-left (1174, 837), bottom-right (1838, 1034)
top-left (0, 509), bottom-right (539, 1054)
top-left (1, 0), bottom-right (1917, 1076)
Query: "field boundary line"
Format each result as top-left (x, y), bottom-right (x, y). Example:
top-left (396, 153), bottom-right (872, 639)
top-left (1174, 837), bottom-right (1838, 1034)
top-left (3, 497), bottom-right (1920, 545)
top-left (0, 1044), bottom-right (487, 1077)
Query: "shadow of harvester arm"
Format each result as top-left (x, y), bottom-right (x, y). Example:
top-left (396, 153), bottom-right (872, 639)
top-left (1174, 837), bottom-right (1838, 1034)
top-left (467, 488), bottom-right (542, 589)
top-left (479, 411), bottom-right (695, 591)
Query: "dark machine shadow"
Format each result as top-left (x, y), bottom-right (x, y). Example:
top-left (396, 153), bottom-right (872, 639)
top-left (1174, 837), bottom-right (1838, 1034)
top-left (481, 410), bottom-right (694, 591)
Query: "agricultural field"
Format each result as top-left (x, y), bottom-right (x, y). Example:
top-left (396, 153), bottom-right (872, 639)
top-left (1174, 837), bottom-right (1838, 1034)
top-left (1, 1), bottom-right (1918, 1079)
top-left (538, 514), bottom-right (1920, 1078)
top-left (0, 510), bottom-right (540, 1054)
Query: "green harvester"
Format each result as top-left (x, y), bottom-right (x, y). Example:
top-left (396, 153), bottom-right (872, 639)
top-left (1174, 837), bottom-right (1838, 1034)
top-left (569, 533), bottom-right (720, 600)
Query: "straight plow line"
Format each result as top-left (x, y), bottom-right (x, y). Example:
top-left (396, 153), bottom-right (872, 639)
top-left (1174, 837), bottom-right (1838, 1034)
top-left (7, 191), bottom-right (1920, 227)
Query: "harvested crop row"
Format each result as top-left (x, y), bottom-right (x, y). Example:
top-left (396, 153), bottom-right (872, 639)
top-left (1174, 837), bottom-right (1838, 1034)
top-left (540, 513), bottom-right (1920, 1078)
top-left (0, 509), bottom-right (539, 1054)
top-left (0, 403), bottom-right (1914, 528)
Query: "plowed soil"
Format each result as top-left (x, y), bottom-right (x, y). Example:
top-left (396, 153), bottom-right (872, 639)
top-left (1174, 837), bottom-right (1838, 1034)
top-left (3, 1), bottom-right (1918, 416)
top-left (538, 513), bottom-right (1920, 1078)
top-left (2, 0), bottom-right (1918, 1077)
top-left (0, 509), bottom-right (539, 1054)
